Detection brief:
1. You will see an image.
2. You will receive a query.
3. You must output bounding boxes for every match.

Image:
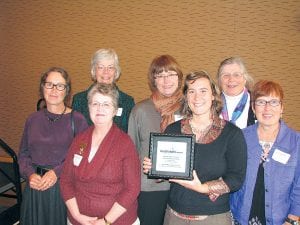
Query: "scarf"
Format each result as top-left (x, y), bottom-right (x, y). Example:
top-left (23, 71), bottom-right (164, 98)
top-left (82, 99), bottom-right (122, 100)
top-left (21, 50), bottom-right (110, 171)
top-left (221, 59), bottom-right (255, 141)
top-left (221, 88), bottom-right (249, 124)
top-left (181, 115), bottom-right (226, 144)
top-left (151, 89), bottom-right (183, 132)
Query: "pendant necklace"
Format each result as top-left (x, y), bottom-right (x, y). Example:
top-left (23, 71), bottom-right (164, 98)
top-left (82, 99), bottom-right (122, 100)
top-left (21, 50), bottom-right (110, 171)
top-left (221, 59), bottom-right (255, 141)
top-left (44, 106), bottom-right (67, 123)
top-left (258, 125), bottom-right (278, 163)
top-left (259, 141), bottom-right (273, 163)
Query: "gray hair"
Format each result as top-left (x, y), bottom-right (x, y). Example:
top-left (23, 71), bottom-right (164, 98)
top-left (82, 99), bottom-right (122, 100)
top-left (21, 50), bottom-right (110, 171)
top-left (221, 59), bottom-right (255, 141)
top-left (87, 83), bottom-right (119, 111)
top-left (90, 48), bottom-right (121, 82)
top-left (217, 56), bottom-right (254, 91)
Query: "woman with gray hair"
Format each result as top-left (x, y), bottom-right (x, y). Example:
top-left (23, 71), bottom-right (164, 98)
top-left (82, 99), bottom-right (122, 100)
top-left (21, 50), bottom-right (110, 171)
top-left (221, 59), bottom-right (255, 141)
top-left (72, 48), bottom-right (135, 132)
top-left (217, 57), bottom-right (255, 128)
top-left (61, 83), bottom-right (140, 225)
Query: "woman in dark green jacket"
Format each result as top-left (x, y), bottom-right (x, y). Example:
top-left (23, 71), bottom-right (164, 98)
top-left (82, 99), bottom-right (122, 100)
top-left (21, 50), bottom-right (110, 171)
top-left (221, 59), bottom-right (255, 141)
top-left (72, 48), bottom-right (134, 132)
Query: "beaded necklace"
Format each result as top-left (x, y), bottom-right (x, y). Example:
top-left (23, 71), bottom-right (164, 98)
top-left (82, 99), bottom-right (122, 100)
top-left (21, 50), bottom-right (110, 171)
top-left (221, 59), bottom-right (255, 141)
top-left (44, 106), bottom-right (66, 123)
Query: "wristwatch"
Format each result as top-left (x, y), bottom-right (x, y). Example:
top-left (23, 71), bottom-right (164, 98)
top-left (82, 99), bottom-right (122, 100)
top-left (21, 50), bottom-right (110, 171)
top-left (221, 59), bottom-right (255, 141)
top-left (104, 217), bottom-right (112, 225)
top-left (285, 217), bottom-right (299, 225)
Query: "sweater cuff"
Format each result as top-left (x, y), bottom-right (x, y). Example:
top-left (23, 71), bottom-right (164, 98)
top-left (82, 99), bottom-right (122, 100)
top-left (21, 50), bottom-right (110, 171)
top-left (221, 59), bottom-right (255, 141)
top-left (23, 167), bottom-right (35, 180)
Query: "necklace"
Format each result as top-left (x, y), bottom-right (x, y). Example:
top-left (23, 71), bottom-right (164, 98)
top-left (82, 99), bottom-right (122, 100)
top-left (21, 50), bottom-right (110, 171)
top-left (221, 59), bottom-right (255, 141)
top-left (257, 125), bottom-right (279, 162)
top-left (259, 141), bottom-right (273, 162)
top-left (189, 120), bottom-right (212, 137)
top-left (44, 106), bottom-right (66, 123)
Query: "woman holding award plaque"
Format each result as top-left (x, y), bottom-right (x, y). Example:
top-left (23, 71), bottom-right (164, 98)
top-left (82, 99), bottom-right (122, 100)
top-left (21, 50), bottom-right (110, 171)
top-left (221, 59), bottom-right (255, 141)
top-left (128, 55), bottom-right (184, 225)
top-left (144, 71), bottom-right (247, 225)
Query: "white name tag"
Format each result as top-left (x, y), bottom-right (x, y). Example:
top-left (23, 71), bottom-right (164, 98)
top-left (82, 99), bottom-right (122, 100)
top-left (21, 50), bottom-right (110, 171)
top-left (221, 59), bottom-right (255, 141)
top-left (73, 154), bottom-right (83, 166)
top-left (272, 149), bottom-right (290, 164)
top-left (174, 114), bottom-right (183, 122)
top-left (116, 108), bottom-right (123, 116)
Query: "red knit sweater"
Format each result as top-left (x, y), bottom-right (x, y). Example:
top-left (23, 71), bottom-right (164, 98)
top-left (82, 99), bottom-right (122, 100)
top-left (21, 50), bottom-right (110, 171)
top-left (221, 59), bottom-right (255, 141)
top-left (60, 124), bottom-right (141, 225)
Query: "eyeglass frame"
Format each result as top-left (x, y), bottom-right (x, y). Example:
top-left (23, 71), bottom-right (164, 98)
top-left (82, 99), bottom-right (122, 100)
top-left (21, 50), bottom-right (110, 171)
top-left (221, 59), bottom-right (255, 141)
top-left (96, 64), bottom-right (116, 73)
top-left (220, 72), bottom-right (244, 80)
top-left (154, 72), bottom-right (178, 79)
top-left (43, 82), bottom-right (67, 91)
top-left (254, 99), bottom-right (282, 107)
top-left (89, 101), bottom-right (114, 110)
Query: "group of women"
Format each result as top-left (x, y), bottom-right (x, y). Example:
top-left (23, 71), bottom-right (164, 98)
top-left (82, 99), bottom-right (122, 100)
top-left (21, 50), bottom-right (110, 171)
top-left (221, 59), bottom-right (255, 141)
top-left (18, 49), bottom-right (300, 225)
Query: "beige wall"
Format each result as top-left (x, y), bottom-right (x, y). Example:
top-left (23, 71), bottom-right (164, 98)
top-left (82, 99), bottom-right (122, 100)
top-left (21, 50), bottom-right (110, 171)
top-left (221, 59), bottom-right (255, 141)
top-left (1, 0), bottom-right (300, 151)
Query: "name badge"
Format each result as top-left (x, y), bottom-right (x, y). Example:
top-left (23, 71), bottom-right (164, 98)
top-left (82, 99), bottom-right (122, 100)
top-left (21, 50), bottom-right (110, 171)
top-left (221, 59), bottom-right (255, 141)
top-left (73, 154), bottom-right (83, 166)
top-left (174, 114), bottom-right (183, 122)
top-left (272, 149), bottom-right (290, 164)
top-left (116, 108), bottom-right (123, 116)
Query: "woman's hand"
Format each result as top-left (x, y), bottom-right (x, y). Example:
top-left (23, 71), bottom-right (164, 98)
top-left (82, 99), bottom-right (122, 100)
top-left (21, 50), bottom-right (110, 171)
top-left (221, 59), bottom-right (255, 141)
top-left (74, 214), bottom-right (98, 225)
top-left (282, 215), bottom-right (300, 225)
top-left (169, 170), bottom-right (209, 194)
top-left (91, 218), bottom-right (106, 225)
top-left (65, 198), bottom-right (97, 224)
top-left (29, 173), bottom-right (43, 190)
top-left (143, 157), bottom-right (152, 174)
top-left (40, 170), bottom-right (57, 191)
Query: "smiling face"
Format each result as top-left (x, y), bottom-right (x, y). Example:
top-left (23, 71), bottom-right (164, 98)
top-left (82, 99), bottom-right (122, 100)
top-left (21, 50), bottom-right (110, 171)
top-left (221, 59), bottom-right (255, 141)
top-left (89, 93), bottom-right (116, 126)
top-left (43, 71), bottom-right (67, 107)
top-left (95, 58), bottom-right (116, 84)
top-left (253, 95), bottom-right (283, 127)
top-left (187, 77), bottom-right (214, 117)
top-left (154, 70), bottom-right (179, 97)
top-left (219, 63), bottom-right (246, 96)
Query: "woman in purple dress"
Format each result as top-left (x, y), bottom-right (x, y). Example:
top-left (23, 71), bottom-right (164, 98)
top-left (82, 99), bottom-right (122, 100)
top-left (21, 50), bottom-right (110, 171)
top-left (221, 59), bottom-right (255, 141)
top-left (18, 67), bottom-right (88, 225)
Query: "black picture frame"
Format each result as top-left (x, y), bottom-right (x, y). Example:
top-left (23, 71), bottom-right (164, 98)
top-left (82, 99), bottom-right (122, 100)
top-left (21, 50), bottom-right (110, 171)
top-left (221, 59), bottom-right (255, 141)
top-left (148, 132), bottom-right (195, 180)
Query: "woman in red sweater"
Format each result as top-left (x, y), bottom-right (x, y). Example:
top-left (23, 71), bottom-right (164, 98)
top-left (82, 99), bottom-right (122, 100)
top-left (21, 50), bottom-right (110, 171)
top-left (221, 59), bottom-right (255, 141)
top-left (60, 83), bottom-right (141, 225)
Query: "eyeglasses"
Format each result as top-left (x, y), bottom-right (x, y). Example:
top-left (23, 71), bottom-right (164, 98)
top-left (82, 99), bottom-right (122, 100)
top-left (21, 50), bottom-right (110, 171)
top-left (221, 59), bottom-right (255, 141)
top-left (254, 99), bottom-right (281, 107)
top-left (220, 72), bottom-right (244, 80)
top-left (154, 73), bottom-right (178, 80)
top-left (90, 102), bottom-right (113, 110)
top-left (43, 82), bottom-right (67, 91)
top-left (96, 65), bottom-right (115, 73)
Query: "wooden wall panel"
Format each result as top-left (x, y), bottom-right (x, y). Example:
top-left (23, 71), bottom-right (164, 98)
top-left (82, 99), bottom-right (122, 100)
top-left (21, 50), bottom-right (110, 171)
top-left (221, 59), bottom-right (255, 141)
top-left (1, 0), bottom-right (299, 150)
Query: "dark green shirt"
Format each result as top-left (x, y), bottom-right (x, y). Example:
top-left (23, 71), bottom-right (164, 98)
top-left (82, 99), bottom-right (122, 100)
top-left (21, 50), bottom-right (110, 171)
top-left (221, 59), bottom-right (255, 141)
top-left (72, 84), bottom-right (135, 132)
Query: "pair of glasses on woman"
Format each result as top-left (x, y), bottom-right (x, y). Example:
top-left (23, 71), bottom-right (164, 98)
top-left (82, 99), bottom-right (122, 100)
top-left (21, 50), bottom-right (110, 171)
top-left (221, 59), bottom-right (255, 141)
top-left (43, 82), bottom-right (67, 91)
top-left (96, 65), bottom-right (115, 73)
top-left (220, 72), bottom-right (244, 80)
top-left (154, 73), bottom-right (178, 79)
top-left (254, 99), bottom-right (281, 107)
top-left (90, 102), bottom-right (114, 110)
